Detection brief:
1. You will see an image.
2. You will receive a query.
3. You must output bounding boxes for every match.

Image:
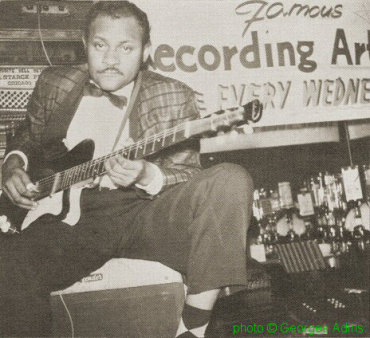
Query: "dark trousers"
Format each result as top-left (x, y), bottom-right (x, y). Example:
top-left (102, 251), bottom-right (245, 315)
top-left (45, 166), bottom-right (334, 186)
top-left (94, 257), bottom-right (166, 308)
top-left (0, 163), bottom-right (253, 336)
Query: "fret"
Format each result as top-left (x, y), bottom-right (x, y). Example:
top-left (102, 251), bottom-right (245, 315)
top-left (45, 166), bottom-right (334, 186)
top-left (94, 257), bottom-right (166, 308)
top-left (65, 168), bottom-right (73, 187)
top-left (35, 180), bottom-right (52, 199)
top-left (115, 150), bottom-right (122, 159)
top-left (87, 161), bottom-right (95, 180)
top-left (70, 166), bottom-right (79, 186)
top-left (172, 125), bottom-right (178, 143)
top-left (44, 181), bottom-right (54, 196)
top-left (97, 160), bottom-right (105, 175)
top-left (70, 166), bottom-right (78, 185)
top-left (162, 134), bottom-right (171, 148)
top-left (154, 137), bottom-right (162, 153)
top-left (59, 170), bottom-right (67, 190)
top-left (92, 160), bottom-right (100, 178)
top-left (162, 130), bottom-right (167, 147)
top-left (134, 143), bottom-right (141, 159)
top-left (79, 162), bottom-right (86, 182)
top-left (175, 128), bottom-right (186, 142)
top-left (143, 138), bottom-right (148, 156)
top-left (76, 165), bottom-right (84, 184)
top-left (127, 145), bottom-right (133, 160)
top-left (138, 144), bottom-right (145, 159)
top-left (122, 148), bottom-right (128, 158)
top-left (51, 173), bottom-right (61, 195)
top-left (83, 162), bottom-right (90, 181)
top-left (95, 160), bottom-right (103, 176)
top-left (57, 171), bottom-right (64, 191)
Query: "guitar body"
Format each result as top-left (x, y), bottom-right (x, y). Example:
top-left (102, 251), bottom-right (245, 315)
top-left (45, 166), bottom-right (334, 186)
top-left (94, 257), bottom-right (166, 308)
top-left (0, 139), bottom-right (95, 232)
top-left (0, 100), bottom-right (263, 234)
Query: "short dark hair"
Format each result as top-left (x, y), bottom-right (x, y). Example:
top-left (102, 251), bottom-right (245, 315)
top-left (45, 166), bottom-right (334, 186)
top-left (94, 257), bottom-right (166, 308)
top-left (85, 1), bottom-right (151, 46)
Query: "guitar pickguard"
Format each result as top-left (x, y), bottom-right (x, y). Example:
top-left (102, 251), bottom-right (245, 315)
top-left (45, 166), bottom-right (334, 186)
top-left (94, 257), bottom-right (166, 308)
top-left (20, 188), bottom-right (84, 231)
top-left (21, 192), bottom-right (64, 231)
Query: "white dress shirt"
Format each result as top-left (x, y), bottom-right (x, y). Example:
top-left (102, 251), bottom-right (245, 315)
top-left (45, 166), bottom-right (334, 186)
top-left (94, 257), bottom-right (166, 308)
top-left (5, 82), bottom-right (164, 195)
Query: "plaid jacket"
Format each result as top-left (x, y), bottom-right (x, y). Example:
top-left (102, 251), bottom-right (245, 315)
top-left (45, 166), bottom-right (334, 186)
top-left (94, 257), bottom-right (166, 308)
top-left (6, 65), bottom-right (202, 195)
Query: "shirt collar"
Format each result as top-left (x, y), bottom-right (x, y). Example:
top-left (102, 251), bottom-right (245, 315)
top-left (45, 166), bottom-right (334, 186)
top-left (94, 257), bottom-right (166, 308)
top-left (112, 81), bottom-right (134, 98)
top-left (88, 80), bottom-right (135, 102)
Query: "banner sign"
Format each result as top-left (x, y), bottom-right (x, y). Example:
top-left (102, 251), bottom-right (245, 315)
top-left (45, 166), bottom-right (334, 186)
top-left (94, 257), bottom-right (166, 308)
top-left (0, 66), bottom-right (44, 89)
top-left (138, 0), bottom-right (370, 126)
top-left (0, 0), bottom-right (369, 128)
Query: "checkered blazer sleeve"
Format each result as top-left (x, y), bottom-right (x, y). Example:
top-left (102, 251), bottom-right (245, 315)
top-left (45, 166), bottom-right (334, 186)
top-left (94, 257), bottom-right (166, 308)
top-left (5, 71), bottom-right (48, 165)
top-left (154, 90), bottom-right (203, 191)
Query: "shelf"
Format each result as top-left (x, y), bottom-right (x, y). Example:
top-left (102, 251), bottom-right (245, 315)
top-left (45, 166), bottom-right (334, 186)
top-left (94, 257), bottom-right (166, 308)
top-left (0, 28), bottom-right (82, 41)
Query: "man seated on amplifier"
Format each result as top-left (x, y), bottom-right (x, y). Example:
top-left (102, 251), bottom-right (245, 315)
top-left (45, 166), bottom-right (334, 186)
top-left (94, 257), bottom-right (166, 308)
top-left (0, 1), bottom-right (254, 337)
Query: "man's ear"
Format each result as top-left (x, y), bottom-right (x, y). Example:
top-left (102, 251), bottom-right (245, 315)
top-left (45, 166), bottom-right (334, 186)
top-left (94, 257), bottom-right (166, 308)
top-left (142, 42), bottom-right (151, 63)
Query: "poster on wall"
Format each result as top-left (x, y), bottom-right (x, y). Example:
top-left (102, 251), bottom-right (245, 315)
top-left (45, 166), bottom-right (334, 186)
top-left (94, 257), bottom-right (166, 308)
top-left (137, 0), bottom-right (370, 127)
top-left (0, 0), bottom-right (369, 149)
top-left (0, 66), bottom-right (45, 90)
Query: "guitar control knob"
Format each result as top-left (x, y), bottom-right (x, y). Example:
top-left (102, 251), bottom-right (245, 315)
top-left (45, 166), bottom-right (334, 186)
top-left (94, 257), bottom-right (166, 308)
top-left (0, 216), bottom-right (10, 233)
top-left (0, 216), bottom-right (18, 234)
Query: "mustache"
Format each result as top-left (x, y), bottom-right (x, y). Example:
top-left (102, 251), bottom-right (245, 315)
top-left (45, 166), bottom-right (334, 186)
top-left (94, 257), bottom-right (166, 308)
top-left (98, 68), bottom-right (123, 75)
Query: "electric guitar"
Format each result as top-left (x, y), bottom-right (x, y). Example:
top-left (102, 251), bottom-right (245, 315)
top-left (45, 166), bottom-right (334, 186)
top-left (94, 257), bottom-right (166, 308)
top-left (0, 100), bottom-right (263, 234)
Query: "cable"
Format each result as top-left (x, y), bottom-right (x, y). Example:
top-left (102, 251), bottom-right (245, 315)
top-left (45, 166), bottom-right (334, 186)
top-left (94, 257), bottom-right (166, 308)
top-left (59, 294), bottom-right (75, 338)
top-left (37, 2), bottom-right (53, 66)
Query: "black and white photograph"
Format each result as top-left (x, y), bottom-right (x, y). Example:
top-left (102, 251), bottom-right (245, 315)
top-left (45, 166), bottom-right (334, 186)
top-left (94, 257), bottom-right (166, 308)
top-left (0, 0), bottom-right (369, 337)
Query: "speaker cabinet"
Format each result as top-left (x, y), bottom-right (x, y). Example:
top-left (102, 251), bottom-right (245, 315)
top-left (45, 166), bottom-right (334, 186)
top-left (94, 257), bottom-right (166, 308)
top-left (50, 282), bottom-right (185, 338)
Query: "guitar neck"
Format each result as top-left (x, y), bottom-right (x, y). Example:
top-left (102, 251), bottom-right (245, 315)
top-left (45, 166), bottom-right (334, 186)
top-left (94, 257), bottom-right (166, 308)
top-left (34, 100), bottom-right (262, 198)
top-left (35, 121), bottom-right (191, 198)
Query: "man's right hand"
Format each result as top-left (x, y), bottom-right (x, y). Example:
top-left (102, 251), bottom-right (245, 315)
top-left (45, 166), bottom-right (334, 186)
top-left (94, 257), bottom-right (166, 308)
top-left (1, 154), bottom-right (38, 209)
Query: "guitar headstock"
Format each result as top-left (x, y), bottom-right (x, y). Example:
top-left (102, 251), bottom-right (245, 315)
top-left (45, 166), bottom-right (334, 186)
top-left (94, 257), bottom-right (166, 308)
top-left (242, 99), bottom-right (263, 123)
top-left (187, 99), bottom-right (263, 138)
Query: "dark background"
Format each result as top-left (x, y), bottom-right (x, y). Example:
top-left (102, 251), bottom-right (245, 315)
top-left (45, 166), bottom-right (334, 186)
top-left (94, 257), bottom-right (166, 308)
top-left (201, 131), bottom-right (370, 194)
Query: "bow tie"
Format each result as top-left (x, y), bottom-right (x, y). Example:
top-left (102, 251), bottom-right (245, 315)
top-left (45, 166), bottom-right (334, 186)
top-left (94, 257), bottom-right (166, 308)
top-left (84, 82), bottom-right (127, 109)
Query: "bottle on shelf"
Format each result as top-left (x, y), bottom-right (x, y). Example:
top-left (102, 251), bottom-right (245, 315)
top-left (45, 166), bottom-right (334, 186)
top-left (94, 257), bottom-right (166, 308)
top-left (352, 201), bottom-right (366, 251)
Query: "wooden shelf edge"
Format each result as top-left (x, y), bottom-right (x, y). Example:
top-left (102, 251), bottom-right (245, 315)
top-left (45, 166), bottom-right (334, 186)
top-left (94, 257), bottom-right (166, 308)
top-left (0, 29), bottom-right (82, 41)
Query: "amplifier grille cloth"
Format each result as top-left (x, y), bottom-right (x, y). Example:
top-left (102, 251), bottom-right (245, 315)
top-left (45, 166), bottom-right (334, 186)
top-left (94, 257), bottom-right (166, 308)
top-left (0, 89), bottom-right (31, 110)
top-left (275, 240), bottom-right (326, 273)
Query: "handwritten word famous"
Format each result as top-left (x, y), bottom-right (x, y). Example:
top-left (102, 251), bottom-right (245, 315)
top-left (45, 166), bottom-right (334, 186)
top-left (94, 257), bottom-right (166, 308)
top-left (235, 1), bottom-right (342, 37)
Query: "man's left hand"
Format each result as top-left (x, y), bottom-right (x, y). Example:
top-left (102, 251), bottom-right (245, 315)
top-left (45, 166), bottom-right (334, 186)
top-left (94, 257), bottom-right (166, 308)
top-left (105, 155), bottom-right (156, 188)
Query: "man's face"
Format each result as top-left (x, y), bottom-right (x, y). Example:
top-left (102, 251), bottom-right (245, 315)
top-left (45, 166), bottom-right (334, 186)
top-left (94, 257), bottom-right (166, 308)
top-left (85, 15), bottom-right (150, 92)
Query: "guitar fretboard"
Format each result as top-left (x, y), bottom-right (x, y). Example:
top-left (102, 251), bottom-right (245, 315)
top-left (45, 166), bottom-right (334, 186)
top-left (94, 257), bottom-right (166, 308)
top-left (35, 123), bottom-right (189, 198)
top-left (31, 100), bottom-right (261, 199)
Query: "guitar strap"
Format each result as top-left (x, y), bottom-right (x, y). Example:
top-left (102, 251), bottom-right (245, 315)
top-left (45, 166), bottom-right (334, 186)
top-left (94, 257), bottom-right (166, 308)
top-left (111, 71), bottom-right (143, 152)
top-left (96, 71), bottom-right (143, 189)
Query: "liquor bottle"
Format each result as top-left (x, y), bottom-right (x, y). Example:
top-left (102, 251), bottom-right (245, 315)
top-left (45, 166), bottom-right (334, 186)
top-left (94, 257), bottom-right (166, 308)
top-left (363, 165), bottom-right (370, 203)
top-left (336, 216), bottom-right (349, 253)
top-left (352, 202), bottom-right (365, 251)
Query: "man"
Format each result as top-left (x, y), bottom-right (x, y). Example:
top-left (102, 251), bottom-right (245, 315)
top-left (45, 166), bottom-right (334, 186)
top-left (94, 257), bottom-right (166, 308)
top-left (0, 2), bottom-right (253, 337)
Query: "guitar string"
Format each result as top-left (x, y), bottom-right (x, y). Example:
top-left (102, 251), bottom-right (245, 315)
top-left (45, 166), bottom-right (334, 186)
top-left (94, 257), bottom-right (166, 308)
top-left (36, 124), bottom-right (185, 190)
top-left (34, 108), bottom-right (242, 192)
top-left (35, 123), bottom-right (188, 191)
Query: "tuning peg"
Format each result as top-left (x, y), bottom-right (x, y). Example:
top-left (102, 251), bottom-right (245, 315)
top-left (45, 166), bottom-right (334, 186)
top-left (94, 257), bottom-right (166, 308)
top-left (251, 100), bottom-right (263, 122)
top-left (242, 124), bottom-right (254, 134)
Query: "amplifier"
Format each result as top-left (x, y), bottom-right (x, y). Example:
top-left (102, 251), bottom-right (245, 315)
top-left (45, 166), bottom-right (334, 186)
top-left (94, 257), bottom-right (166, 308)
top-left (51, 282), bottom-right (185, 338)
top-left (50, 258), bottom-right (185, 338)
